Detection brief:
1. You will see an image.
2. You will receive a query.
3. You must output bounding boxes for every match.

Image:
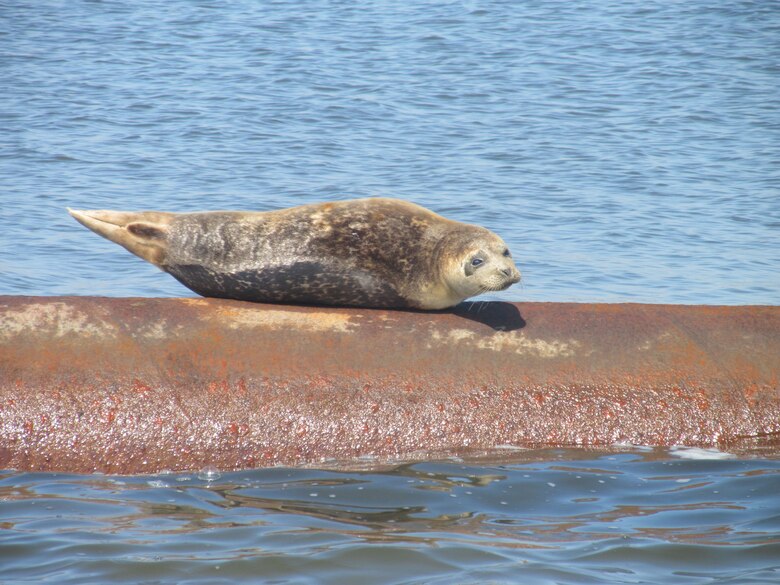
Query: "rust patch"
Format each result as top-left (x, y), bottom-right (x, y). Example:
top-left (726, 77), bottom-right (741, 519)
top-left (0, 296), bottom-right (778, 473)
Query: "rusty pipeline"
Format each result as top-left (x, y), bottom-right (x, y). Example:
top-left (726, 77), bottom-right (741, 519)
top-left (1, 296), bottom-right (778, 474)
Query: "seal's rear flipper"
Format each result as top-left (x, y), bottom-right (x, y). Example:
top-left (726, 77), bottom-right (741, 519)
top-left (68, 208), bottom-right (175, 267)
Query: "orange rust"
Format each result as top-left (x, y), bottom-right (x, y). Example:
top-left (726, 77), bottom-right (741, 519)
top-left (0, 296), bottom-right (779, 473)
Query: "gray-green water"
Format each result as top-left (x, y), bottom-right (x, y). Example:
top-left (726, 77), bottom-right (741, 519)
top-left (2, 449), bottom-right (779, 584)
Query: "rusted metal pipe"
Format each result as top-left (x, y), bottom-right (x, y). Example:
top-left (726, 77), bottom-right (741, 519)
top-left (1, 296), bottom-right (778, 473)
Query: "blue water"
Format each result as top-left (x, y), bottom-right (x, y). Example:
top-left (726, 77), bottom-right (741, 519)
top-left (2, 0), bottom-right (779, 303)
top-left (1, 0), bottom-right (779, 583)
top-left (1, 450), bottom-right (779, 585)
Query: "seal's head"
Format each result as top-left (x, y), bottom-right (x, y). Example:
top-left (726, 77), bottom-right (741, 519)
top-left (429, 227), bottom-right (521, 309)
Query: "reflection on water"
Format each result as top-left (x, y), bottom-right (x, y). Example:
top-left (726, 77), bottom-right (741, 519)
top-left (2, 449), bottom-right (779, 584)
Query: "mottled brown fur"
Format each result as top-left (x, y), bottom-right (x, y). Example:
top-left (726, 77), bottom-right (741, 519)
top-left (69, 198), bottom-right (520, 309)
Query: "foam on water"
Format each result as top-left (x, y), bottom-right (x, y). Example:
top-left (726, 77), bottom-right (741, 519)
top-left (669, 446), bottom-right (738, 460)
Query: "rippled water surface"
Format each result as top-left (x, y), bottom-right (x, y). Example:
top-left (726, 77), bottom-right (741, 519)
top-left (1, 0), bottom-right (778, 303)
top-left (1, 0), bottom-right (779, 583)
top-left (2, 449), bottom-right (780, 585)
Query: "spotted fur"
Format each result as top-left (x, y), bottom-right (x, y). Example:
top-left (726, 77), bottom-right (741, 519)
top-left (69, 198), bottom-right (521, 309)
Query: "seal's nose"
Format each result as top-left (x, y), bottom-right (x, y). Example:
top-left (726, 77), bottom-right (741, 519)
top-left (500, 267), bottom-right (521, 283)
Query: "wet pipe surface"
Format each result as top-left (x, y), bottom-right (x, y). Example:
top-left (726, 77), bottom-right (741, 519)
top-left (1, 296), bottom-right (778, 473)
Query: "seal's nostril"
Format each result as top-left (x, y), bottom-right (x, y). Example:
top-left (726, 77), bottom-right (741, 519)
top-left (500, 268), bottom-right (511, 277)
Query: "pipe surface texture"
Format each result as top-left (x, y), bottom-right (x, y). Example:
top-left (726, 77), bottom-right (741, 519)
top-left (1, 296), bottom-right (778, 473)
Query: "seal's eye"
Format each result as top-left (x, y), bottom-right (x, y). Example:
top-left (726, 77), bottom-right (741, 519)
top-left (471, 257), bottom-right (483, 267)
top-left (503, 248), bottom-right (511, 257)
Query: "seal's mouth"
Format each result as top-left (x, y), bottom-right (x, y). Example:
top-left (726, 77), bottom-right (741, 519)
top-left (473, 269), bottom-right (521, 295)
top-left (495, 280), bottom-right (515, 291)
top-left (484, 276), bottom-right (520, 292)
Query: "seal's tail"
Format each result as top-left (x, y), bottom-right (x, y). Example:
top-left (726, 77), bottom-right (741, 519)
top-left (67, 208), bottom-right (175, 266)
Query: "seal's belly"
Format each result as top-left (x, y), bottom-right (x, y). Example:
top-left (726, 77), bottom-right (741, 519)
top-left (166, 262), bottom-right (410, 308)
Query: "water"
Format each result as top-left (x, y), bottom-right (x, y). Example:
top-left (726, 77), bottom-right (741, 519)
top-left (1, 449), bottom-right (779, 585)
top-left (1, 0), bottom-right (779, 582)
top-left (2, 0), bottom-right (779, 303)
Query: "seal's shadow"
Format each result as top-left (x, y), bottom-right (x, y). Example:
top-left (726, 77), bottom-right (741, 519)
top-left (450, 301), bottom-right (526, 332)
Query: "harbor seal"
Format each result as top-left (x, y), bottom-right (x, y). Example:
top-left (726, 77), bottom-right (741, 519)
top-left (68, 197), bottom-right (521, 309)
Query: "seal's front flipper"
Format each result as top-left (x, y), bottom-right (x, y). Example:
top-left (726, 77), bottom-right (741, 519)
top-left (68, 208), bottom-right (175, 267)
